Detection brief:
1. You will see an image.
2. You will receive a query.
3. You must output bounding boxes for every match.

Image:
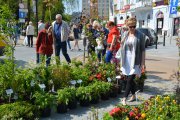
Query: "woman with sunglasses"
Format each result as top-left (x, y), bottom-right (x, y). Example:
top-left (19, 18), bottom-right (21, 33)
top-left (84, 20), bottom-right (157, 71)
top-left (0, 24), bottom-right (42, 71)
top-left (120, 17), bottom-right (145, 105)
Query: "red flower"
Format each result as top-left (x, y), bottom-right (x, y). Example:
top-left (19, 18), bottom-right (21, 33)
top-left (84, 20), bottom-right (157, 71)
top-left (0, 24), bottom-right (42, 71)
top-left (96, 73), bottom-right (102, 80)
top-left (109, 107), bottom-right (121, 116)
top-left (129, 111), bottom-right (135, 117)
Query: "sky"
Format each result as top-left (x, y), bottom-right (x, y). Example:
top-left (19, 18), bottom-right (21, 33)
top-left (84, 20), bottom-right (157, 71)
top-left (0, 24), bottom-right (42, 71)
top-left (64, 0), bottom-right (82, 14)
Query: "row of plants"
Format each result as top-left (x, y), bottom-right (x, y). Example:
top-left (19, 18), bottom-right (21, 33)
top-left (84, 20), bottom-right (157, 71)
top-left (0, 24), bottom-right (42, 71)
top-left (103, 95), bottom-right (180, 120)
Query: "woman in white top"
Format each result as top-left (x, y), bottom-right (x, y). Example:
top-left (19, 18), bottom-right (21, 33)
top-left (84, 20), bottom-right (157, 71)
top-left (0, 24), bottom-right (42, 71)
top-left (26, 21), bottom-right (34, 47)
top-left (120, 18), bottom-right (145, 105)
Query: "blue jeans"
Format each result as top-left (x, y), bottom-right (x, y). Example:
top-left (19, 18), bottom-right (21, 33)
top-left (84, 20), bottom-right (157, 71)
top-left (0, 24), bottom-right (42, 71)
top-left (55, 41), bottom-right (71, 64)
top-left (37, 53), bottom-right (51, 67)
top-left (105, 50), bottom-right (113, 63)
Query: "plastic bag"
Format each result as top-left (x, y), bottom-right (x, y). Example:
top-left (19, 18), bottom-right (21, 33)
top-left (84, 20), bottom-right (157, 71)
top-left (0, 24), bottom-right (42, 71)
top-left (23, 36), bottom-right (28, 46)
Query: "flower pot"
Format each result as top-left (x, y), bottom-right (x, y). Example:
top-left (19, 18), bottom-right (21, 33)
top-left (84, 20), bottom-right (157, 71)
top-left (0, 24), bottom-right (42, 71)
top-left (0, 98), bottom-right (4, 105)
top-left (101, 92), bottom-right (110, 100)
top-left (57, 103), bottom-right (68, 113)
top-left (117, 85), bottom-right (122, 94)
top-left (68, 99), bottom-right (77, 109)
top-left (40, 107), bottom-right (51, 117)
top-left (90, 96), bottom-right (99, 104)
top-left (110, 85), bottom-right (118, 98)
top-left (79, 99), bottom-right (90, 107)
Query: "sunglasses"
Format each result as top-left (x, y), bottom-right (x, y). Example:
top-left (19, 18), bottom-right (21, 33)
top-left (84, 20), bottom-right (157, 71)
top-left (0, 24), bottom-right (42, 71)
top-left (129, 26), bottom-right (136, 28)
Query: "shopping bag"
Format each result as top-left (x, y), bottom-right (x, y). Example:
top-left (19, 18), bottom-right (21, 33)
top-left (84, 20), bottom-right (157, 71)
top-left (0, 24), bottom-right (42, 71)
top-left (23, 36), bottom-right (28, 46)
top-left (115, 48), bottom-right (121, 59)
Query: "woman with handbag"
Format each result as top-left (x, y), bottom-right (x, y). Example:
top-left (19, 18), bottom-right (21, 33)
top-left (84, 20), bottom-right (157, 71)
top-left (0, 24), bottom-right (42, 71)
top-left (120, 17), bottom-right (145, 105)
top-left (36, 22), bottom-right (53, 66)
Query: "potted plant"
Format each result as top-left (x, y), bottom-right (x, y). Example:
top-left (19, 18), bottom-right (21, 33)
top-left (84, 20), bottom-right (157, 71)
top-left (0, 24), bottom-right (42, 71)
top-left (110, 81), bottom-right (119, 98)
top-left (76, 86), bottom-right (92, 107)
top-left (66, 87), bottom-right (77, 109)
top-left (89, 81), bottom-right (101, 104)
top-left (100, 82), bottom-right (112, 100)
top-left (33, 92), bottom-right (54, 117)
top-left (0, 101), bottom-right (36, 119)
top-left (56, 88), bottom-right (71, 113)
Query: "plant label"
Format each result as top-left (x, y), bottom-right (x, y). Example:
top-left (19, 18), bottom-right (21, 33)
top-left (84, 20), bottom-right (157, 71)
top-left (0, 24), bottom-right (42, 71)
top-left (116, 76), bottom-right (121, 79)
top-left (70, 80), bottom-right (76, 85)
top-left (107, 77), bottom-right (112, 82)
top-left (77, 79), bottom-right (82, 84)
top-left (6, 89), bottom-right (13, 95)
top-left (31, 80), bottom-right (35, 87)
top-left (39, 84), bottom-right (46, 89)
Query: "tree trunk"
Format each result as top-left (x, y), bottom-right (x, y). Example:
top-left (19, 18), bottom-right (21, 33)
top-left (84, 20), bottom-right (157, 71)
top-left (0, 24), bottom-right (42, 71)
top-left (27, 0), bottom-right (31, 22)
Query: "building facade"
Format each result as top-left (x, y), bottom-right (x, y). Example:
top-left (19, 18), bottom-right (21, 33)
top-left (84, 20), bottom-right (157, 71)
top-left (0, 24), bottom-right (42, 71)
top-left (110, 0), bottom-right (180, 36)
top-left (82, 0), bottom-right (109, 20)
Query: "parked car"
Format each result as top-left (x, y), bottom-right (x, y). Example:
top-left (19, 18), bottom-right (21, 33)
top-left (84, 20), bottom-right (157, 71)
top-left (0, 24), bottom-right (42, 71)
top-left (137, 28), bottom-right (158, 47)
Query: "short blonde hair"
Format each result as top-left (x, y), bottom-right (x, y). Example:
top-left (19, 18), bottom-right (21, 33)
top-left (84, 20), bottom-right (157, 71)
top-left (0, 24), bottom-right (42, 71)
top-left (92, 20), bottom-right (100, 28)
top-left (126, 17), bottom-right (137, 26)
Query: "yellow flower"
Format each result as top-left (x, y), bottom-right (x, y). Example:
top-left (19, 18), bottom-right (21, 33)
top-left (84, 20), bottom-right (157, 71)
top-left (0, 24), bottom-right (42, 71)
top-left (141, 113), bottom-right (146, 118)
top-left (158, 117), bottom-right (161, 120)
top-left (159, 108), bottom-right (162, 112)
top-left (173, 100), bottom-right (176, 104)
top-left (126, 117), bottom-right (129, 120)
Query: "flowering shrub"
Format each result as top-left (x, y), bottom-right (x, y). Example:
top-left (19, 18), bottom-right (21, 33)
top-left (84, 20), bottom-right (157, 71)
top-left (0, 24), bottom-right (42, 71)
top-left (103, 95), bottom-right (180, 120)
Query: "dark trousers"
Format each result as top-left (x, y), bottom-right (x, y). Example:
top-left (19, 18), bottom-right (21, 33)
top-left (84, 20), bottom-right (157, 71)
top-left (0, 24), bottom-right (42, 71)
top-left (124, 75), bottom-right (136, 98)
top-left (67, 39), bottom-right (71, 50)
top-left (27, 35), bottom-right (33, 47)
top-left (37, 53), bottom-right (51, 67)
top-left (55, 41), bottom-right (71, 64)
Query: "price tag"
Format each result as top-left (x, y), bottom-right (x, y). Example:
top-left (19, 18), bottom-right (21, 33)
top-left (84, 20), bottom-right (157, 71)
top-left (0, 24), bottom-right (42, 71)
top-left (31, 80), bottom-right (35, 87)
top-left (70, 80), bottom-right (76, 85)
top-left (107, 77), bottom-right (112, 82)
top-left (39, 84), bottom-right (46, 89)
top-left (6, 89), bottom-right (13, 95)
top-left (77, 79), bottom-right (82, 84)
top-left (116, 76), bottom-right (121, 79)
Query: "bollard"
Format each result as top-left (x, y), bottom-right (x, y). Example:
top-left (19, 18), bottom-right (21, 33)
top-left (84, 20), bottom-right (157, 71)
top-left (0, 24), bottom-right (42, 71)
top-left (155, 37), bottom-right (158, 49)
top-left (163, 31), bottom-right (166, 46)
top-left (83, 37), bottom-right (87, 63)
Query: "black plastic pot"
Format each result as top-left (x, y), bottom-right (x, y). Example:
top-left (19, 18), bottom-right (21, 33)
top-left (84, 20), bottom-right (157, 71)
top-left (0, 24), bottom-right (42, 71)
top-left (68, 99), bottom-right (77, 109)
top-left (118, 85), bottom-right (122, 94)
top-left (101, 92), bottom-right (110, 100)
top-left (110, 85), bottom-right (118, 98)
top-left (79, 99), bottom-right (90, 107)
top-left (90, 96), bottom-right (99, 104)
top-left (57, 103), bottom-right (68, 113)
top-left (40, 107), bottom-right (51, 117)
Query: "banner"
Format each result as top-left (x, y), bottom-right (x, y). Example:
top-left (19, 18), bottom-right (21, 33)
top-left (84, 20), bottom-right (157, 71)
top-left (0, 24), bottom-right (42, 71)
top-left (169, 0), bottom-right (178, 15)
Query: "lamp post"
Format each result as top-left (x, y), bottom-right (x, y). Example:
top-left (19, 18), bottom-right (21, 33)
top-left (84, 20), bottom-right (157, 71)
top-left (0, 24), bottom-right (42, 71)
top-left (35, 0), bottom-right (38, 36)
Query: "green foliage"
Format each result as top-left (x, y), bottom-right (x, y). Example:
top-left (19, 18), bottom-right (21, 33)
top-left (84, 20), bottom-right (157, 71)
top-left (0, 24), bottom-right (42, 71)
top-left (57, 87), bottom-right (76, 105)
top-left (0, 101), bottom-right (35, 119)
top-left (103, 112), bottom-right (113, 120)
top-left (33, 92), bottom-right (54, 110)
top-left (76, 86), bottom-right (92, 101)
top-left (51, 64), bottom-right (72, 89)
top-left (99, 81), bottom-right (112, 94)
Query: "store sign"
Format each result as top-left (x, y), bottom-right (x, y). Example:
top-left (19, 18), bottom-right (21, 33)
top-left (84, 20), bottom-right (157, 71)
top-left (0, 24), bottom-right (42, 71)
top-left (170, 0), bottom-right (178, 15)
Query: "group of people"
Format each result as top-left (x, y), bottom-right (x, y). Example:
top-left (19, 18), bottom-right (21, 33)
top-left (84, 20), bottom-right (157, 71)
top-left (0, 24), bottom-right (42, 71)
top-left (27, 14), bottom-right (146, 105)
